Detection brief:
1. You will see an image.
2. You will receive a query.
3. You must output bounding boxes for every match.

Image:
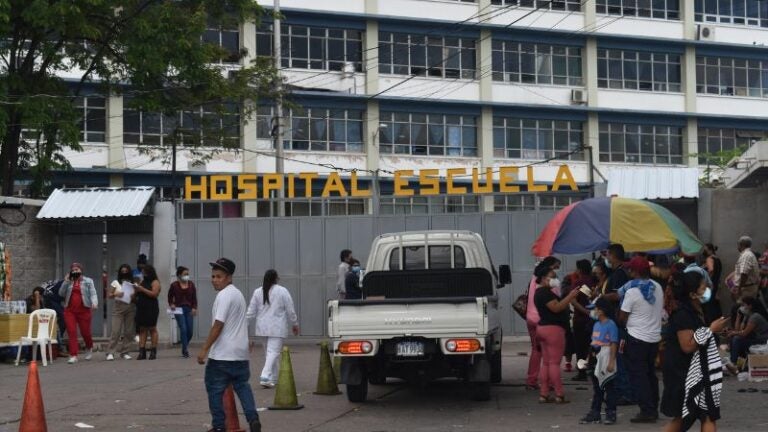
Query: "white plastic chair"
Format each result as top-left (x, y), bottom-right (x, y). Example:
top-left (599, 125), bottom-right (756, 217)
top-left (15, 309), bottom-right (57, 366)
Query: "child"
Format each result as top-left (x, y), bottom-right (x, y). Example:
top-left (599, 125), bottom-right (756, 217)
top-left (580, 297), bottom-right (619, 425)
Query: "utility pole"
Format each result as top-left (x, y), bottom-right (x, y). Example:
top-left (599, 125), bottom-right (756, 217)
top-left (273, 0), bottom-right (285, 216)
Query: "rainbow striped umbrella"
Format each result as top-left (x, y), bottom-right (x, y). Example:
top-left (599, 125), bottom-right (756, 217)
top-left (532, 197), bottom-right (703, 257)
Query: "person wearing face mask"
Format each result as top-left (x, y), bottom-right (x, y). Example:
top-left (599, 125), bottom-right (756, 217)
top-left (533, 263), bottom-right (580, 404)
top-left (725, 296), bottom-right (768, 375)
top-left (580, 297), bottom-right (619, 425)
top-left (345, 259), bottom-right (363, 300)
top-left (168, 266), bottom-right (198, 358)
top-left (59, 262), bottom-right (99, 364)
top-left (661, 271), bottom-right (728, 432)
top-left (106, 264), bottom-right (137, 361)
top-left (134, 264), bottom-right (161, 360)
top-left (525, 256), bottom-right (561, 390)
top-left (617, 256), bottom-right (665, 424)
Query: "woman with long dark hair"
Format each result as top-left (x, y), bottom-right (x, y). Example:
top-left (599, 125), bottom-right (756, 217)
top-left (661, 271), bottom-right (728, 432)
top-left (106, 264), bottom-right (136, 361)
top-left (134, 264), bottom-right (161, 360)
top-left (247, 269), bottom-right (299, 388)
top-left (168, 265), bottom-right (197, 358)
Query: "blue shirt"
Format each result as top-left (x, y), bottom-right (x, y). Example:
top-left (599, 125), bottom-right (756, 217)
top-left (591, 318), bottom-right (619, 347)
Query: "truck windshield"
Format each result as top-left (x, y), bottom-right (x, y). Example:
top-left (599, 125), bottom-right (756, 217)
top-left (388, 245), bottom-right (466, 270)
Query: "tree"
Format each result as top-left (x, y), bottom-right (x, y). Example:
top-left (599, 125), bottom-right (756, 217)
top-left (0, 0), bottom-right (278, 196)
top-left (695, 146), bottom-right (748, 188)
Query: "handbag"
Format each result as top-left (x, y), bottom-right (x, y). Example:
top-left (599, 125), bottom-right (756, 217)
top-left (512, 293), bottom-right (527, 320)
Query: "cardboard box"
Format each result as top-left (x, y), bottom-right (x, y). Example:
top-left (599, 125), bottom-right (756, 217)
top-left (748, 353), bottom-right (768, 382)
top-left (0, 314), bottom-right (58, 345)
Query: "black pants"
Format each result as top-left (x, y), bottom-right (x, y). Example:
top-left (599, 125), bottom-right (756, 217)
top-left (590, 373), bottom-right (617, 415)
top-left (573, 320), bottom-right (592, 362)
top-left (626, 335), bottom-right (659, 416)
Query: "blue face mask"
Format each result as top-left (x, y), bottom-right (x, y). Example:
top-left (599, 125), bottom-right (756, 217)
top-left (351, 266), bottom-right (361, 274)
top-left (699, 287), bottom-right (712, 304)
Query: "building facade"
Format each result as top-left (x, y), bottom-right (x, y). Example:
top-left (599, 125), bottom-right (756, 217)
top-left (51, 0), bottom-right (768, 217)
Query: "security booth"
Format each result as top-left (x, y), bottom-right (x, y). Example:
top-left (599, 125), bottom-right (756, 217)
top-left (36, 187), bottom-right (156, 339)
top-left (177, 165), bottom-right (593, 340)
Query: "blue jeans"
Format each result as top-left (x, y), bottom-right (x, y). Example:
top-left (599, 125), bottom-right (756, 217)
top-left (175, 306), bottom-right (194, 355)
top-left (730, 335), bottom-right (758, 364)
top-left (204, 359), bottom-right (259, 428)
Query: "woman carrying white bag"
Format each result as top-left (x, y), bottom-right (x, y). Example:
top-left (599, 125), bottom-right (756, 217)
top-left (246, 269), bottom-right (299, 388)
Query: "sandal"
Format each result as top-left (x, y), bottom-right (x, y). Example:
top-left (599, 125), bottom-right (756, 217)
top-left (554, 396), bottom-right (570, 404)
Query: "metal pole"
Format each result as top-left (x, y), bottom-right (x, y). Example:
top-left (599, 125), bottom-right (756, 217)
top-left (586, 145), bottom-right (595, 198)
top-left (273, 0), bottom-right (285, 216)
top-left (171, 137), bottom-right (177, 203)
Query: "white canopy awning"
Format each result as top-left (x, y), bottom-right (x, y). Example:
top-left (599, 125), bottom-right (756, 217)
top-left (606, 167), bottom-right (699, 200)
top-left (37, 187), bottom-right (155, 220)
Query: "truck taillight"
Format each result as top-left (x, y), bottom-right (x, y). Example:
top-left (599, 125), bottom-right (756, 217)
top-left (445, 339), bottom-right (481, 353)
top-left (338, 341), bottom-right (373, 355)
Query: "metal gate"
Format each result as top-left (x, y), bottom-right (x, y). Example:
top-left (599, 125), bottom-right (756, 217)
top-left (178, 212), bottom-right (591, 340)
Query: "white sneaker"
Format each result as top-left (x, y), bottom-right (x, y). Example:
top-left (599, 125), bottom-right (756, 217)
top-left (67, 356), bottom-right (78, 364)
top-left (84, 349), bottom-right (93, 361)
top-left (106, 353), bottom-right (115, 361)
top-left (134, 335), bottom-right (140, 343)
top-left (121, 353), bottom-right (132, 360)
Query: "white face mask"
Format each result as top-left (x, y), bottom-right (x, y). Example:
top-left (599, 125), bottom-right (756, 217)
top-left (181, 275), bottom-right (190, 282)
top-left (549, 278), bottom-right (562, 289)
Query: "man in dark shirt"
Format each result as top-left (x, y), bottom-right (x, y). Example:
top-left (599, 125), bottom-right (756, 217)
top-left (604, 244), bottom-right (629, 304)
top-left (601, 243), bottom-right (635, 406)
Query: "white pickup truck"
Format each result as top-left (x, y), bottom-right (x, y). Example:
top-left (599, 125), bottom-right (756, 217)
top-left (328, 231), bottom-right (511, 402)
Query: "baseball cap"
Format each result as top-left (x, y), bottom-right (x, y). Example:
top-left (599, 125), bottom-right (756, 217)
top-left (210, 258), bottom-right (236, 275)
top-left (626, 255), bottom-right (650, 273)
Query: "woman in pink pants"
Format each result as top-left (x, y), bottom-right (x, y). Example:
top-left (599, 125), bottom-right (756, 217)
top-left (526, 256), bottom-right (561, 389)
top-left (533, 264), bottom-right (578, 403)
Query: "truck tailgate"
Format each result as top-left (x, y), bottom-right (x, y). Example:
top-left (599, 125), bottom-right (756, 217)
top-left (328, 298), bottom-right (488, 338)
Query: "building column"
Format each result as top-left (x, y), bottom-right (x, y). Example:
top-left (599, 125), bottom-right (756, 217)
top-left (680, 0), bottom-right (697, 40)
top-left (241, 19), bottom-right (259, 216)
top-left (583, 36), bottom-right (601, 180)
top-left (477, 26), bottom-right (495, 212)
top-left (682, 44), bottom-right (698, 168)
top-left (107, 94), bottom-right (125, 187)
top-left (583, 0), bottom-right (597, 30)
top-left (364, 20), bottom-right (379, 95)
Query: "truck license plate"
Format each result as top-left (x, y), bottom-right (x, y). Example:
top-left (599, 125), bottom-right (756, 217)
top-left (396, 341), bottom-right (424, 357)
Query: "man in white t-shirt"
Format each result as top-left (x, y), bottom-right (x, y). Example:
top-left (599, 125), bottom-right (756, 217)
top-left (617, 255), bottom-right (664, 424)
top-left (197, 258), bottom-right (260, 432)
top-left (337, 249), bottom-right (353, 299)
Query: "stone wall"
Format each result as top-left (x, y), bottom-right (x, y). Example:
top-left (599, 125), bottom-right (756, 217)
top-left (0, 199), bottom-right (58, 300)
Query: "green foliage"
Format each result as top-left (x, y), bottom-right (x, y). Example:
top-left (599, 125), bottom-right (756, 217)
top-left (693, 146), bottom-right (748, 188)
top-left (0, 0), bottom-right (279, 197)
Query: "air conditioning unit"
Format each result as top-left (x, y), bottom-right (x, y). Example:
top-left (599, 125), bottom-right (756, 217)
top-left (697, 25), bottom-right (716, 41)
top-left (571, 89), bottom-right (587, 104)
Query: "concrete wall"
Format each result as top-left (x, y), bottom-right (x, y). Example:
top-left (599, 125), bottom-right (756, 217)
top-left (0, 199), bottom-right (58, 299)
top-left (699, 187), bottom-right (768, 312)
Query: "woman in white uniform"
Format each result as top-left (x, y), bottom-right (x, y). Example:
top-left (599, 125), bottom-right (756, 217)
top-left (247, 269), bottom-right (299, 388)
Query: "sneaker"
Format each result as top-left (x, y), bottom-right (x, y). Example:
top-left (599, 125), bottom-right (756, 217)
top-left (603, 412), bottom-right (617, 425)
top-left (67, 356), bottom-right (78, 364)
top-left (629, 412), bottom-right (657, 423)
top-left (121, 353), bottom-right (132, 360)
top-left (249, 419), bottom-right (262, 432)
top-left (579, 412), bottom-right (601, 424)
top-left (84, 349), bottom-right (93, 361)
top-left (106, 353), bottom-right (115, 361)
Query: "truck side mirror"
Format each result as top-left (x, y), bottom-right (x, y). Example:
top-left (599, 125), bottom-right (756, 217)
top-left (498, 265), bottom-right (512, 286)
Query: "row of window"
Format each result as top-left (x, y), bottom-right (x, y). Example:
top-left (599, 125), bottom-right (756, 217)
top-left (178, 193), bottom-right (587, 219)
top-left (492, 118), bottom-right (583, 160)
top-left (695, 0), bottom-right (768, 28)
top-left (696, 57), bottom-right (768, 98)
top-left (377, 112), bottom-right (478, 157)
top-left (378, 33), bottom-right (477, 79)
top-left (255, 106), bottom-right (364, 152)
top-left (255, 24), bottom-right (364, 72)
top-left (597, 49), bottom-right (682, 92)
top-left (491, 41), bottom-right (583, 86)
top-left (598, 123), bottom-right (683, 164)
top-left (123, 102), bottom-right (240, 147)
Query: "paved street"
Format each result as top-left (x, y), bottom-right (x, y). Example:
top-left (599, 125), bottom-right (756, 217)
top-left (1, 340), bottom-right (767, 431)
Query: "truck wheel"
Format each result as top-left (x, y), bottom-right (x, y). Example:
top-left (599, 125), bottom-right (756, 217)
top-left (470, 381), bottom-right (491, 401)
top-left (490, 349), bottom-right (502, 384)
top-left (346, 380), bottom-right (368, 402)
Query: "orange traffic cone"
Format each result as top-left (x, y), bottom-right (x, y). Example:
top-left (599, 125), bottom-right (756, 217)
top-left (223, 385), bottom-right (245, 432)
top-left (19, 361), bottom-right (47, 432)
